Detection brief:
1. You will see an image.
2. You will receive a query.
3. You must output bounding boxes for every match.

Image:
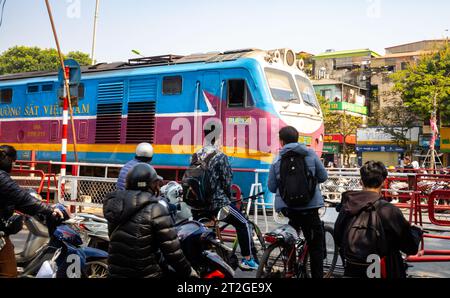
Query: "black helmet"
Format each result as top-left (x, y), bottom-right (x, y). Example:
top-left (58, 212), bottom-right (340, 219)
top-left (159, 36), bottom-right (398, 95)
top-left (125, 163), bottom-right (163, 191)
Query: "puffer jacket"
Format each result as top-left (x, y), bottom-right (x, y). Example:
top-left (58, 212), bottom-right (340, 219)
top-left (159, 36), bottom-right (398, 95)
top-left (103, 190), bottom-right (192, 278)
top-left (0, 170), bottom-right (53, 230)
top-left (268, 143), bottom-right (328, 212)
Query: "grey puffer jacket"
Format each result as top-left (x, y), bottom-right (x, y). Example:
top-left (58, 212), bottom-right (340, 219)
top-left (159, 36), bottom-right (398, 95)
top-left (268, 143), bottom-right (328, 212)
top-left (103, 190), bottom-right (192, 278)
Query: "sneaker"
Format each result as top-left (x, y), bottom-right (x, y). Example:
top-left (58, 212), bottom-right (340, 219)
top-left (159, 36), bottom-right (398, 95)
top-left (240, 258), bottom-right (259, 271)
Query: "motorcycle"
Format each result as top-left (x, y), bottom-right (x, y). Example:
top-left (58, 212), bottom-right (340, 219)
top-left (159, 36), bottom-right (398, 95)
top-left (69, 213), bottom-right (109, 252)
top-left (161, 182), bottom-right (235, 278)
top-left (176, 220), bottom-right (234, 278)
top-left (15, 201), bottom-right (108, 278)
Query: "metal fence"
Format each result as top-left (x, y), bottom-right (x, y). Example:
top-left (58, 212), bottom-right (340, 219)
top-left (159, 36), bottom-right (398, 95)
top-left (59, 176), bottom-right (117, 209)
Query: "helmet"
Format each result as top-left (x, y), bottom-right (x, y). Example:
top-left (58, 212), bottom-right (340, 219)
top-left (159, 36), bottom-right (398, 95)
top-left (161, 181), bottom-right (183, 204)
top-left (135, 143), bottom-right (154, 159)
top-left (125, 163), bottom-right (163, 191)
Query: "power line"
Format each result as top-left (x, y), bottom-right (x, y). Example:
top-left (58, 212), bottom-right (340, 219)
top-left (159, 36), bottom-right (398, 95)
top-left (0, 0), bottom-right (6, 29)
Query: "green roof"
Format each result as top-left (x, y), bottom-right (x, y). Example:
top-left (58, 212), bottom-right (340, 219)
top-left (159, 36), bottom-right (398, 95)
top-left (313, 49), bottom-right (381, 60)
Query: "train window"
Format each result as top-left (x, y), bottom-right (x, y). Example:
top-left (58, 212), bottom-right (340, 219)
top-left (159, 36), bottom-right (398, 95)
top-left (295, 75), bottom-right (319, 108)
top-left (227, 79), bottom-right (253, 108)
top-left (42, 83), bottom-right (54, 92)
top-left (265, 68), bottom-right (300, 103)
top-left (0, 88), bottom-right (13, 104)
top-left (27, 85), bottom-right (39, 93)
top-left (162, 76), bottom-right (182, 95)
top-left (78, 83), bottom-right (85, 99)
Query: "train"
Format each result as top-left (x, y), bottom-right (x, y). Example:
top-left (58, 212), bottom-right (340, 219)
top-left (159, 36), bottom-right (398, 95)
top-left (0, 48), bottom-right (324, 202)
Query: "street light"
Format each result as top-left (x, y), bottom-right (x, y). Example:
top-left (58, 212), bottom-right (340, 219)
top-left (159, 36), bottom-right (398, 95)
top-left (91, 0), bottom-right (100, 65)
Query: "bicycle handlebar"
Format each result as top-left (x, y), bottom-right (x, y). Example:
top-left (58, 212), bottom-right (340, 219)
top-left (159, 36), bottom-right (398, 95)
top-left (230, 192), bottom-right (265, 203)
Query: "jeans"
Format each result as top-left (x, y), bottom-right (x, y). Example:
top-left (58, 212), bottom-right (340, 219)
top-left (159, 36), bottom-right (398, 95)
top-left (192, 205), bottom-right (254, 258)
top-left (287, 208), bottom-right (324, 279)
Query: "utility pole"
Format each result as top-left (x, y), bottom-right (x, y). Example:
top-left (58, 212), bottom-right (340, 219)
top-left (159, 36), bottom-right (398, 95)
top-left (44, 0), bottom-right (78, 164)
top-left (430, 91), bottom-right (438, 170)
top-left (91, 0), bottom-right (100, 65)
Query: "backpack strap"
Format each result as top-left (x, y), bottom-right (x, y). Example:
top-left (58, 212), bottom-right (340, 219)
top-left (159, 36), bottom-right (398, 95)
top-left (202, 150), bottom-right (218, 165)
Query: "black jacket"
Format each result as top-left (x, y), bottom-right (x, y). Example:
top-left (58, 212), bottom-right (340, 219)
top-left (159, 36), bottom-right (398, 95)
top-left (334, 191), bottom-right (422, 278)
top-left (103, 190), bottom-right (192, 278)
top-left (0, 170), bottom-right (53, 230)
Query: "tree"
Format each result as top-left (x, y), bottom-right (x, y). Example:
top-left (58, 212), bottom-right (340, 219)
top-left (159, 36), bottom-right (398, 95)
top-left (377, 98), bottom-right (419, 154)
top-left (0, 46), bottom-right (92, 75)
top-left (319, 95), bottom-right (363, 166)
top-left (392, 45), bottom-right (450, 124)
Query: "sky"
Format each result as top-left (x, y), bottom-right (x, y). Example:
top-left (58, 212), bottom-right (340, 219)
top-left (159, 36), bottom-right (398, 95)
top-left (0, 0), bottom-right (449, 63)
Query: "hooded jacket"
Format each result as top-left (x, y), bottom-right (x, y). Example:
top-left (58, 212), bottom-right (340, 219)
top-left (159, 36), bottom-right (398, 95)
top-left (103, 190), bottom-right (192, 278)
top-left (268, 143), bottom-right (328, 212)
top-left (334, 191), bottom-right (422, 278)
top-left (0, 170), bottom-right (53, 230)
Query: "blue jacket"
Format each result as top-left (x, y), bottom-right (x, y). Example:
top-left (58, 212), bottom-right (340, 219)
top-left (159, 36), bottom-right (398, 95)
top-left (116, 159), bottom-right (144, 191)
top-left (268, 143), bottom-right (328, 212)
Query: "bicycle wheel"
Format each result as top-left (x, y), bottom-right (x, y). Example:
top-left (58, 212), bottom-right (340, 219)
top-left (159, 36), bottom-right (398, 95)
top-left (256, 242), bottom-right (294, 278)
top-left (305, 224), bottom-right (338, 278)
top-left (248, 221), bottom-right (266, 263)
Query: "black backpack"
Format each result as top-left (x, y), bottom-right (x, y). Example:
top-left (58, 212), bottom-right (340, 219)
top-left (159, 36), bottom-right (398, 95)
top-left (341, 200), bottom-right (388, 266)
top-left (181, 151), bottom-right (217, 210)
top-left (279, 151), bottom-right (317, 207)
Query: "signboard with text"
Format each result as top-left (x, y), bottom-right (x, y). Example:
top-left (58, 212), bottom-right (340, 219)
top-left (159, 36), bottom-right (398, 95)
top-left (329, 102), bottom-right (368, 115)
top-left (357, 127), bottom-right (420, 145)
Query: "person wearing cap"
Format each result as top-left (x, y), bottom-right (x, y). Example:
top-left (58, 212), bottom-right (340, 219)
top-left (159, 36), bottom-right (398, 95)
top-left (116, 143), bottom-right (154, 191)
top-left (104, 163), bottom-right (197, 278)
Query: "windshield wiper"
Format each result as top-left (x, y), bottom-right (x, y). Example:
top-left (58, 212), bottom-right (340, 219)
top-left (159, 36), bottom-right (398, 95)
top-left (304, 101), bottom-right (321, 114)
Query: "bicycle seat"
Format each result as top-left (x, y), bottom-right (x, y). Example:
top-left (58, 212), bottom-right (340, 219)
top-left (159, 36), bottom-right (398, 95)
top-left (265, 224), bottom-right (299, 245)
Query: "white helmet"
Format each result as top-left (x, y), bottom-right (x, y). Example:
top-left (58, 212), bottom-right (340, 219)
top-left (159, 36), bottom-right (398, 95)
top-left (135, 142), bottom-right (154, 158)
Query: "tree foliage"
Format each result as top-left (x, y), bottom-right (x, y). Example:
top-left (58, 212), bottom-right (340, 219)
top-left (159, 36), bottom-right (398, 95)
top-left (319, 94), bottom-right (363, 165)
top-left (0, 46), bottom-right (92, 75)
top-left (377, 98), bottom-right (419, 152)
top-left (392, 45), bottom-right (450, 124)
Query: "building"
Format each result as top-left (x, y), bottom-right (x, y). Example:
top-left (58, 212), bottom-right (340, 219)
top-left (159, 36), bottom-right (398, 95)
top-left (313, 48), bottom-right (381, 90)
top-left (356, 127), bottom-right (420, 166)
top-left (370, 39), bottom-right (448, 164)
top-left (370, 40), bottom-right (447, 111)
top-left (312, 49), bottom-right (379, 166)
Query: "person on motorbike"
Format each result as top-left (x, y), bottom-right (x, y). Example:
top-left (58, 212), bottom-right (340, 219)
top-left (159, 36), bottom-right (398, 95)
top-left (104, 163), bottom-right (197, 278)
top-left (0, 145), bottom-right (64, 278)
top-left (116, 143), bottom-right (154, 191)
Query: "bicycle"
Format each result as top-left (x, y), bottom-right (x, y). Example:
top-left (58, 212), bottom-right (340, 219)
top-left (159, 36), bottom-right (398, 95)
top-left (256, 212), bottom-right (338, 278)
top-left (198, 191), bottom-right (267, 270)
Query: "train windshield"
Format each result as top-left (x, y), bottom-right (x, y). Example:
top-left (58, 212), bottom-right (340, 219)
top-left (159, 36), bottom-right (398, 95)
top-left (295, 75), bottom-right (319, 108)
top-left (265, 68), bottom-right (300, 103)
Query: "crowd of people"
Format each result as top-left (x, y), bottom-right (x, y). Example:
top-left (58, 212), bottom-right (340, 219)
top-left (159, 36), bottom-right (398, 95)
top-left (0, 126), bottom-right (424, 278)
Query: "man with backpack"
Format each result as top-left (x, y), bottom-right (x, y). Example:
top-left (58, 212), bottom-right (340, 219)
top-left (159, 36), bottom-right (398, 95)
top-left (268, 126), bottom-right (328, 278)
top-left (334, 161), bottom-right (422, 278)
top-left (182, 127), bottom-right (258, 270)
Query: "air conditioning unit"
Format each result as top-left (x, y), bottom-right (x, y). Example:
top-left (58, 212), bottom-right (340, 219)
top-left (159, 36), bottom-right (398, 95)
top-left (278, 48), bottom-right (297, 67)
